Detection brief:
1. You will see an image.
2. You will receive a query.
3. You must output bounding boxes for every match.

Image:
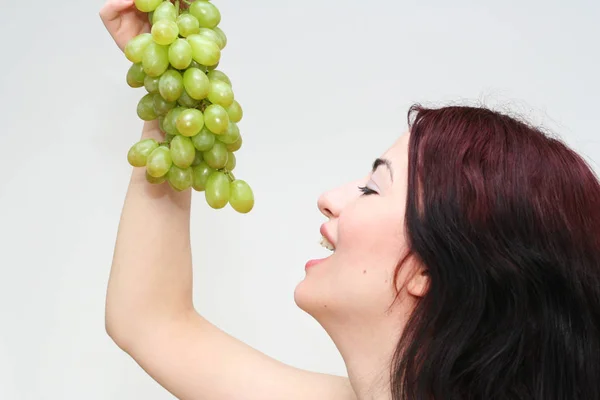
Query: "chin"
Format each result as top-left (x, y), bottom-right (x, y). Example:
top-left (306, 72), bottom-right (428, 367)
top-left (293, 271), bottom-right (335, 320)
top-left (293, 278), bottom-right (317, 314)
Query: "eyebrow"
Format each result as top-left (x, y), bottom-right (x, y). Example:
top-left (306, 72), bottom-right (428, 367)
top-left (372, 158), bottom-right (393, 181)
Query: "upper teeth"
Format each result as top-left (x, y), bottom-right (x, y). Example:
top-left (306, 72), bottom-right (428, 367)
top-left (320, 236), bottom-right (335, 251)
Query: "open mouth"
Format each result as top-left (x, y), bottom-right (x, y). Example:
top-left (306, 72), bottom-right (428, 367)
top-left (305, 234), bottom-right (336, 270)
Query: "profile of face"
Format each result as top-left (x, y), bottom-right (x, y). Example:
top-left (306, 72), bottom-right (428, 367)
top-left (294, 132), bottom-right (429, 339)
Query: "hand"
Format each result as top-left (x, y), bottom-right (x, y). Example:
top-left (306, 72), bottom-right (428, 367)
top-left (100, 0), bottom-right (151, 52)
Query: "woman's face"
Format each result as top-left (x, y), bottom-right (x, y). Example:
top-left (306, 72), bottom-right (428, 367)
top-left (294, 132), bottom-right (425, 330)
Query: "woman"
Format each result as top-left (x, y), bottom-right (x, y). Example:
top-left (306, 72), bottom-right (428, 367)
top-left (100, 1), bottom-right (600, 399)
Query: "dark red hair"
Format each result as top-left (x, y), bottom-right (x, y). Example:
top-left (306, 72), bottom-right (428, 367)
top-left (390, 105), bottom-right (600, 399)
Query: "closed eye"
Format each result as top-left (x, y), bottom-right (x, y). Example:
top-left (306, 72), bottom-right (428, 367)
top-left (358, 186), bottom-right (378, 196)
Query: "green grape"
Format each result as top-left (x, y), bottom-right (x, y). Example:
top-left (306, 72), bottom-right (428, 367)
top-left (176, 108), bottom-right (204, 137)
top-left (125, 33), bottom-right (153, 63)
top-left (146, 170), bottom-right (166, 184)
top-left (167, 165), bottom-right (193, 191)
top-left (213, 27), bottom-right (227, 49)
top-left (142, 42), bottom-right (169, 77)
top-left (207, 70), bottom-right (231, 87)
top-left (205, 171), bottom-right (230, 209)
top-left (170, 135), bottom-right (196, 168)
top-left (192, 162), bottom-right (214, 191)
top-left (178, 89), bottom-right (201, 108)
top-left (177, 13), bottom-right (200, 37)
top-left (144, 75), bottom-right (160, 93)
top-left (168, 39), bottom-right (192, 70)
top-left (159, 70), bottom-right (184, 102)
top-left (152, 20), bottom-right (179, 46)
top-left (183, 68), bottom-right (210, 100)
top-left (152, 1), bottom-right (177, 23)
top-left (146, 146), bottom-right (172, 177)
top-left (163, 107), bottom-right (185, 135)
top-left (189, 1), bottom-right (221, 29)
top-left (226, 100), bottom-right (243, 123)
top-left (158, 116), bottom-right (166, 132)
top-left (187, 34), bottom-right (221, 66)
top-left (192, 150), bottom-right (204, 166)
top-left (225, 152), bottom-right (236, 171)
top-left (126, 1), bottom-right (252, 198)
top-left (127, 138), bottom-right (159, 167)
top-left (229, 180), bottom-right (254, 213)
top-left (127, 63), bottom-right (146, 88)
top-left (153, 93), bottom-right (176, 116)
top-left (189, 60), bottom-right (208, 72)
top-left (192, 126), bottom-right (215, 151)
top-left (134, 0), bottom-right (162, 12)
top-left (203, 141), bottom-right (228, 169)
top-left (218, 121), bottom-right (240, 144)
top-left (207, 80), bottom-right (234, 107)
top-left (137, 93), bottom-right (158, 121)
top-left (225, 135), bottom-right (242, 152)
top-left (197, 28), bottom-right (224, 49)
top-left (204, 104), bottom-right (229, 134)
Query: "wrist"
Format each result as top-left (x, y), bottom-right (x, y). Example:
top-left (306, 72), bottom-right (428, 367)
top-left (141, 120), bottom-right (164, 141)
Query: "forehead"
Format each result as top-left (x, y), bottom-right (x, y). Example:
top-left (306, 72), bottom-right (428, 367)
top-left (376, 131), bottom-right (411, 210)
top-left (381, 131), bottom-right (410, 168)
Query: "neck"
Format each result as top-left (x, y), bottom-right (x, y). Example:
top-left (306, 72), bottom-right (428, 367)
top-left (346, 356), bottom-right (392, 400)
top-left (323, 316), bottom-right (404, 400)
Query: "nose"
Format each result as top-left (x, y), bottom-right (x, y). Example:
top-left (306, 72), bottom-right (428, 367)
top-left (318, 191), bottom-right (336, 218)
top-left (317, 179), bottom-right (363, 219)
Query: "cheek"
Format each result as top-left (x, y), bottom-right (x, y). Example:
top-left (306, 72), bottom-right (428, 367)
top-left (324, 200), bottom-right (407, 310)
top-left (337, 200), bottom-right (406, 271)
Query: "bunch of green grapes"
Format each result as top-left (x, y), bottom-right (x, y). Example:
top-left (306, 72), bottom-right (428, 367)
top-left (124, 0), bottom-right (254, 214)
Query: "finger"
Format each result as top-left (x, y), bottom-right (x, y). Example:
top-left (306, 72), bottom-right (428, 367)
top-left (135, 7), bottom-right (152, 31)
top-left (99, 0), bottom-right (135, 23)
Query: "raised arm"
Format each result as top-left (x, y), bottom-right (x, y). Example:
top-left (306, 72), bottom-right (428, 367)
top-left (105, 119), bottom-right (193, 343)
top-left (105, 121), bottom-right (354, 400)
top-left (101, 1), bottom-right (356, 399)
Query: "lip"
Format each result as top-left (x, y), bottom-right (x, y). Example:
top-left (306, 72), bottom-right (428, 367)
top-left (305, 257), bottom-right (328, 270)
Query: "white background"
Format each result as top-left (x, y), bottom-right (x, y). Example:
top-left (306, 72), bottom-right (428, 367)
top-left (0, 0), bottom-right (599, 398)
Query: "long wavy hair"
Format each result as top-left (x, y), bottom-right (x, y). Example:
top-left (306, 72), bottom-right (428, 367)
top-left (390, 105), bottom-right (600, 399)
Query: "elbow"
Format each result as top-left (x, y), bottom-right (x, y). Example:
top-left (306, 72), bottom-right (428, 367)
top-left (104, 297), bottom-right (196, 352)
top-left (104, 305), bottom-right (138, 353)
top-left (105, 316), bottom-right (127, 352)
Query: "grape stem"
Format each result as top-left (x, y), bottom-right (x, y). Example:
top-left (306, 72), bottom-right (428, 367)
top-left (174, 0), bottom-right (180, 14)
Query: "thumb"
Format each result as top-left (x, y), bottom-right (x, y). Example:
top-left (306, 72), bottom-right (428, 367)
top-left (99, 0), bottom-right (136, 23)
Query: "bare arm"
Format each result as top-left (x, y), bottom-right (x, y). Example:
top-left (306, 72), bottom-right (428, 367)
top-left (105, 120), bottom-right (194, 343)
top-left (105, 124), bottom-right (356, 400)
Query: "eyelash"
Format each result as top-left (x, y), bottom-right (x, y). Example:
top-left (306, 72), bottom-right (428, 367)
top-left (358, 186), bottom-right (378, 196)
